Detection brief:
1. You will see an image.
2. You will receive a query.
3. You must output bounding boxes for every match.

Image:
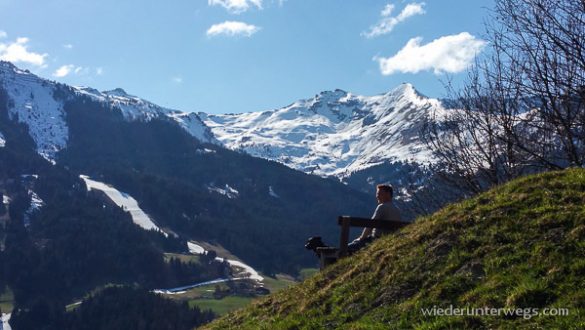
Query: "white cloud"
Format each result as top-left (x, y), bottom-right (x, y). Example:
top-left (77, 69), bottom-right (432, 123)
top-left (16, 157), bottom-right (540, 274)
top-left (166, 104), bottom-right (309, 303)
top-left (96, 67), bottom-right (104, 75)
top-left (363, 2), bottom-right (425, 38)
top-left (172, 76), bottom-right (183, 83)
top-left (380, 4), bottom-right (395, 17)
top-left (53, 64), bottom-right (75, 77)
top-left (0, 36), bottom-right (47, 67)
top-left (52, 64), bottom-right (92, 78)
top-left (74, 66), bottom-right (91, 75)
top-left (375, 32), bottom-right (487, 75)
top-left (63, 44), bottom-right (73, 49)
top-left (206, 21), bottom-right (260, 37)
top-left (208, 0), bottom-right (262, 14)
top-left (0, 30), bottom-right (6, 39)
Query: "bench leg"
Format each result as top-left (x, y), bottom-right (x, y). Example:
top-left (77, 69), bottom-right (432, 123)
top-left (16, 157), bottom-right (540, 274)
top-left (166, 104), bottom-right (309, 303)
top-left (319, 254), bottom-right (338, 270)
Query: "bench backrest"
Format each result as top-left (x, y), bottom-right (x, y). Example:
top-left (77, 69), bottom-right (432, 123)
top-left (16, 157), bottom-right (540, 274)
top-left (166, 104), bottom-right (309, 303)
top-left (337, 216), bottom-right (410, 256)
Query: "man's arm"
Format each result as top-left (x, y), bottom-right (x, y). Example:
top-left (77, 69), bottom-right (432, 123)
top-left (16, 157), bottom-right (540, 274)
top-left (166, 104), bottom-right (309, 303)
top-left (357, 227), bottom-right (372, 240)
top-left (354, 204), bottom-right (383, 241)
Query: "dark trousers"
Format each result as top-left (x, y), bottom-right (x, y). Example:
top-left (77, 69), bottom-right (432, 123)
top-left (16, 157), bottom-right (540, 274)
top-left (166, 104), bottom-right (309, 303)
top-left (347, 236), bottom-right (375, 254)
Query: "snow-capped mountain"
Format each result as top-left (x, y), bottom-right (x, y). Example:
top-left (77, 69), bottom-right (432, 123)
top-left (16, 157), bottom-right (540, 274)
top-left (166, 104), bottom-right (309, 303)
top-left (200, 83), bottom-right (445, 179)
top-left (0, 61), bottom-right (216, 163)
top-left (0, 59), bottom-right (450, 221)
top-left (1, 59), bottom-right (444, 184)
top-left (0, 61), bottom-right (68, 162)
top-left (0, 60), bottom-right (373, 276)
top-left (73, 85), bottom-right (217, 144)
top-left (0, 61), bottom-right (453, 324)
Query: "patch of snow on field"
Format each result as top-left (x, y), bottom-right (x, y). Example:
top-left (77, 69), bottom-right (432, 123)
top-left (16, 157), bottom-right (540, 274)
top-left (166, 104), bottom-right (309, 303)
top-left (222, 258), bottom-right (263, 282)
top-left (187, 241), bottom-right (206, 254)
top-left (207, 183), bottom-right (239, 199)
top-left (269, 186), bottom-right (279, 198)
top-left (155, 241), bottom-right (265, 294)
top-left (80, 175), bottom-right (167, 237)
top-left (195, 148), bottom-right (216, 155)
top-left (23, 190), bottom-right (44, 227)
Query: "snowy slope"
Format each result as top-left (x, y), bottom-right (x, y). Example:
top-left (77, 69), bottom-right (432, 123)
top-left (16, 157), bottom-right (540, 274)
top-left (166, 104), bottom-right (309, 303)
top-left (80, 175), bottom-right (168, 237)
top-left (1, 61), bottom-right (442, 182)
top-left (80, 175), bottom-right (266, 284)
top-left (156, 241), bottom-right (264, 294)
top-left (74, 86), bottom-right (217, 144)
top-left (201, 84), bottom-right (446, 178)
top-left (0, 131), bottom-right (5, 147)
top-left (0, 61), bottom-right (68, 163)
top-left (23, 189), bottom-right (44, 227)
top-left (0, 61), bottom-right (217, 164)
top-left (206, 183), bottom-right (239, 199)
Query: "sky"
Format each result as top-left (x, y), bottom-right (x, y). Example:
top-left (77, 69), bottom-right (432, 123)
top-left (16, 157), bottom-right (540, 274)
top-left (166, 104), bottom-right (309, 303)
top-left (0, 0), bottom-right (493, 114)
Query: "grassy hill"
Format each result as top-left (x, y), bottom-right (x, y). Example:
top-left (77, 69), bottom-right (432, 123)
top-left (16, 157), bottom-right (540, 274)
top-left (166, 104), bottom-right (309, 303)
top-left (203, 169), bottom-right (585, 329)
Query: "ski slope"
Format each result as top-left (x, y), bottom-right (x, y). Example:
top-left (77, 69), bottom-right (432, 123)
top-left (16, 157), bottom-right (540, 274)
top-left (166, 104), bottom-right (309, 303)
top-left (80, 175), bottom-right (167, 237)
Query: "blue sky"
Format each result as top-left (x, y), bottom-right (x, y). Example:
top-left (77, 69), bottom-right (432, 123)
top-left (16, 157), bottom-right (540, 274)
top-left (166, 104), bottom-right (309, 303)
top-left (0, 0), bottom-right (493, 114)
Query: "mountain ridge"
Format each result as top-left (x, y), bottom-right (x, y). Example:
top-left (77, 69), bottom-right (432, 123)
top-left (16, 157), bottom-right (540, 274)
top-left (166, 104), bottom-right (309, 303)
top-left (0, 60), bottom-right (375, 275)
top-left (1, 60), bottom-right (445, 181)
top-left (0, 60), bottom-right (217, 164)
top-left (200, 82), bottom-right (445, 179)
top-left (0, 60), bottom-right (452, 222)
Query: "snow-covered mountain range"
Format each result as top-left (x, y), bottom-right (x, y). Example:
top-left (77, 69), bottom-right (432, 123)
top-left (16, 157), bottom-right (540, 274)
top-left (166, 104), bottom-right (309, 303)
top-left (4, 61), bottom-right (447, 322)
top-left (200, 84), bottom-right (446, 179)
top-left (1, 60), bottom-right (445, 187)
top-left (0, 61), bottom-right (215, 164)
top-left (0, 60), bottom-right (375, 275)
top-left (75, 86), bottom-right (218, 145)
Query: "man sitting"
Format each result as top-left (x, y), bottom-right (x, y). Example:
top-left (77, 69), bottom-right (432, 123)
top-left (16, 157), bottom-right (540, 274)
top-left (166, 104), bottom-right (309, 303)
top-left (347, 184), bottom-right (402, 253)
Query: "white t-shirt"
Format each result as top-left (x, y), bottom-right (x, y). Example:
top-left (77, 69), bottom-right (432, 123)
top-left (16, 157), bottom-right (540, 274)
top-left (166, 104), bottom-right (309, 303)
top-left (371, 202), bottom-right (402, 238)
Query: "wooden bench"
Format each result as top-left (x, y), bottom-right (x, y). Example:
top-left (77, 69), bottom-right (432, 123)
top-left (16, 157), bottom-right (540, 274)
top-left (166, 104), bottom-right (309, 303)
top-left (316, 216), bottom-right (410, 269)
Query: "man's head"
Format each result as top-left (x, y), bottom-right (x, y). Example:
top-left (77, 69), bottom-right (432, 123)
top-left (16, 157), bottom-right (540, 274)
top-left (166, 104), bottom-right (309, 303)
top-left (376, 184), bottom-right (393, 203)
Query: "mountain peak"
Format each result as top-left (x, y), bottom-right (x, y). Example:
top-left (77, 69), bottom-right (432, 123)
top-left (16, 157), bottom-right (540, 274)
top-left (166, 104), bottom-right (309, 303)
top-left (388, 82), bottom-right (414, 95)
top-left (316, 89), bottom-right (348, 101)
top-left (0, 60), bottom-right (32, 76)
top-left (75, 86), bottom-right (101, 96)
top-left (386, 83), bottom-right (428, 99)
top-left (0, 60), bottom-right (17, 71)
top-left (103, 88), bottom-right (133, 98)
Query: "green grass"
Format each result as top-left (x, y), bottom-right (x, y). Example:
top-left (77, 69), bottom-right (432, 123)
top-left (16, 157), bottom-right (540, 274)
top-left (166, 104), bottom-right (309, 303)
top-left (263, 274), bottom-right (297, 293)
top-left (65, 283), bottom-right (126, 311)
top-left (189, 296), bottom-right (256, 316)
top-left (166, 275), bottom-right (297, 316)
top-left (166, 283), bottom-right (228, 301)
top-left (163, 253), bottom-right (201, 264)
top-left (0, 287), bottom-right (14, 314)
top-left (298, 268), bottom-right (319, 281)
top-left (203, 169), bottom-right (585, 329)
